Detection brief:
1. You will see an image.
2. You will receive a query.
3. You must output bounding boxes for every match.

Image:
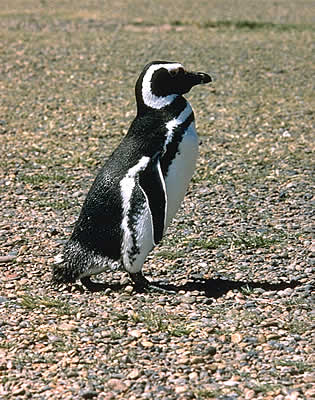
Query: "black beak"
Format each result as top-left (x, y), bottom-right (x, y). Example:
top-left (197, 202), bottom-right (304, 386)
top-left (195, 72), bottom-right (212, 84)
top-left (187, 71), bottom-right (212, 87)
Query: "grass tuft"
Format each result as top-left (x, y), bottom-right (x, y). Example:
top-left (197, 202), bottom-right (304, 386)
top-left (192, 233), bottom-right (283, 251)
top-left (201, 19), bottom-right (314, 31)
top-left (131, 309), bottom-right (192, 337)
top-left (19, 294), bottom-right (74, 315)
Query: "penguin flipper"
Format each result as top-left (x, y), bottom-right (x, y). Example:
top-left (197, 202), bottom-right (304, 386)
top-left (139, 153), bottom-right (167, 245)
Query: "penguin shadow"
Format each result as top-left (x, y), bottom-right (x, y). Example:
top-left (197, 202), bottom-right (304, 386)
top-left (72, 276), bottom-right (302, 298)
top-left (155, 277), bottom-right (302, 298)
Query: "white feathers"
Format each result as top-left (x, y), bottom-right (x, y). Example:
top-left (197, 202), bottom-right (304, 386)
top-left (164, 121), bottom-right (199, 229)
top-left (142, 62), bottom-right (183, 109)
top-left (120, 156), bottom-right (152, 273)
top-left (54, 253), bottom-right (64, 264)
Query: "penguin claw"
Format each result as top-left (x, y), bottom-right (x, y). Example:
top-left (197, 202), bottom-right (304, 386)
top-left (130, 272), bottom-right (176, 294)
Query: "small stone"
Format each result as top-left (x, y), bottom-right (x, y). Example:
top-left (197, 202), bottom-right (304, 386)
top-left (224, 378), bottom-right (239, 386)
top-left (204, 345), bottom-right (217, 356)
top-left (303, 372), bottom-right (314, 383)
top-left (278, 288), bottom-right (293, 297)
top-left (181, 294), bottom-right (196, 304)
top-left (284, 391), bottom-right (300, 400)
top-left (0, 296), bottom-right (9, 304)
top-left (58, 321), bottom-right (78, 332)
top-left (257, 334), bottom-right (266, 343)
top-left (208, 363), bottom-right (218, 373)
top-left (141, 340), bottom-right (153, 348)
top-left (231, 332), bottom-right (243, 344)
top-left (12, 388), bottom-right (26, 396)
top-left (305, 388), bottom-right (315, 398)
top-left (127, 369), bottom-right (141, 379)
top-left (244, 388), bottom-right (256, 399)
top-left (191, 356), bottom-right (203, 364)
top-left (129, 329), bottom-right (142, 338)
top-left (178, 356), bottom-right (190, 365)
top-left (120, 275), bottom-right (130, 285)
top-left (81, 389), bottom-right (98, 399)
top-left (0, 255), bottom-right (16, 263)
top-left (99, 393), bottom-right (115, 400)
top-left (107, 379), bottom-right (127, 392)
top-left (124, 285), bottom-right (134, 294)
top-left (175, 385), bottom-right (188, 394)
top-left (189, 372), bottom-right (198, 381)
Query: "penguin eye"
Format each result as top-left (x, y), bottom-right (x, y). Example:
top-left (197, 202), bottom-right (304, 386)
top-left (169, 67), bottom-right (185, 77)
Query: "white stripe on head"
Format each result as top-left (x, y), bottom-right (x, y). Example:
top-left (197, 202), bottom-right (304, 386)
top-left (142, 63), bottom-right (183, 109)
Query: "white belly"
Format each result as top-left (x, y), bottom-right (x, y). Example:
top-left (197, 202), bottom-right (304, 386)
top-left (164, 121), bottom-right (198, 229)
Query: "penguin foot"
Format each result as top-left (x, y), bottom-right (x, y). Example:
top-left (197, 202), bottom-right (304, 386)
top-left (130, 272), bottom-right (176, 294)
top-left (80, 276), bottom-right (111, 292)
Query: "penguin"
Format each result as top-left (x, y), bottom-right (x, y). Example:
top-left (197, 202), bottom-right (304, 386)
top-left (52, 61), bottom-right (211, 292)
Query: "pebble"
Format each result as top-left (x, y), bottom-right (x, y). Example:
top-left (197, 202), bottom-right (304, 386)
top-left (278, 288), bottom-right (293, 297)
top-left (129, 329), bottom-right (142, 338)
top-left (99, 393), bottom-right (115, 400)
top-left (0, 296), bottom-right (9, 304)
top-left (191, 356), bottom-right (204, 364)
top-left (127, 369), bottom-right (141, 379)
top-left (305, 387), bottom-right (315, 398)
top-left (284, 391), bottom-right (300, 400)
top-left (107, 379), bottom-right (127, 393)
top-left (141, 340), bottom-right (154, 348)
top-left (244, 388), bottom-right (256, 399)
top-left (181, 294), bottom-right (196, 304)
top-left (204, 345), bottom-right (217, 356)
top-left (303, 372), bottom-right (314, 383)
top-left (178, 356), bottom-right (190, 365)
top-left (188, 372), bottom-right (198, 381)
top-left (81, 389), bottom-right (98, 399)
top-left (124, 285), bottom-right (134, 294)
top-left (175, 385), bottom-right (189, 394)
top-left (231, 332), bottom-right (243, 344)
top-left (12, 388), bottom-right (26, 396)
top-left (0, 255), bottom-right (17, 263)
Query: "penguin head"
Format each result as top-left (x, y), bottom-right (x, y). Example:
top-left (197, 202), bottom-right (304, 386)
top-left (136, 61), bottom-right (211, 112)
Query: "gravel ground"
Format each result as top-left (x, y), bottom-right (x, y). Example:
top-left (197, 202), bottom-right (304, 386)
top-left (0, 1), bottom-right (314, 399)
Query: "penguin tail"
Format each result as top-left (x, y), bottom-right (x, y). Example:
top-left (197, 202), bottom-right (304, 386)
top-left (51, 251), bottom-right (78, 285)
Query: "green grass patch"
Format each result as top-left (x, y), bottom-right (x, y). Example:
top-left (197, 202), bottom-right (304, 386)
top-left (200, 20), bottom-right (314, 31)
top-left (19, 294), bottom-right (74, 315)
top-left (252, 383), bottom-right (283, 395)
top-left (155, 249), bottom-right (186, 260)
top-left (129, 19), bottom-right (314, 32)
top-left (232, 233), bottom-right (280, 249)
top-left (193, 237), bottom-right (230, 250)
top-left (37, 198), bottom-right (74, 210)
top-left (192, 233), bottom-right (283, 250)
top-left (276, 359), bottom-right (312, 373)
top-left (131, 309), bottom-right (192, 337)
top-left (195, 388), bottom-right (222, 399)
top-left (18, 172), bottom-right (71, 186)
